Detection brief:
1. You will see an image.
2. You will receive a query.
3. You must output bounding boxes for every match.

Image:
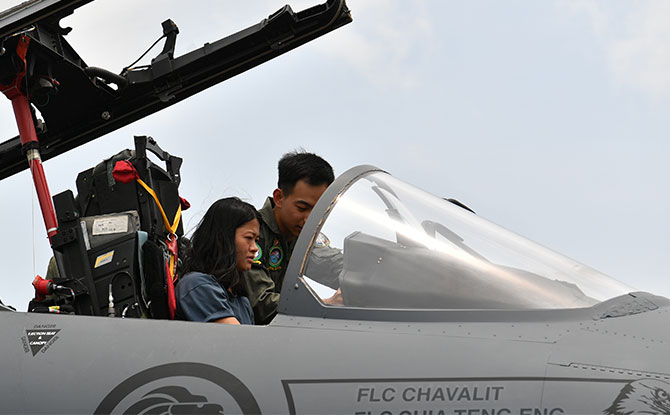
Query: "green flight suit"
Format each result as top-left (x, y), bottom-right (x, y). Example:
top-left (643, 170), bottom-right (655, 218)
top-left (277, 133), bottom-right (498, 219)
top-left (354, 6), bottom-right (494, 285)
top-left (243, 197), bottom-right (295, 325)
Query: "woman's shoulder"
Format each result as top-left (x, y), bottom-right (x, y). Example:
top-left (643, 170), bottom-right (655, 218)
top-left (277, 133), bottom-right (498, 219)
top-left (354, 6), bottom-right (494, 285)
top-left (177, 272), bottom-right (221, 292)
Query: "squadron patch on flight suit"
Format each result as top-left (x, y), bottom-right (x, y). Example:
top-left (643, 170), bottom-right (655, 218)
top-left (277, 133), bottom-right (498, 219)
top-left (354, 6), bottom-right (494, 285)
top-left (268, 238), bottom-right (283, 271)
top-left (252, 243), bottom-right (262, 264)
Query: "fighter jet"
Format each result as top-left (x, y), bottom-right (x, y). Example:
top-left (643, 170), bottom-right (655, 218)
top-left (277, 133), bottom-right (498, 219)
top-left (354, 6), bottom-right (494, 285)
top-left (0, 1), bottom-right (668, 414)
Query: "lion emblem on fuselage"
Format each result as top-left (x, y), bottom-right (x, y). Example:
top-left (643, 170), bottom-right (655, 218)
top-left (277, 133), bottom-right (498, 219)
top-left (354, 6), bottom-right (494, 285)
top-left (605, 379), bottom-right (670, 415)
top-left (124, 385), bottom-right (224, 414)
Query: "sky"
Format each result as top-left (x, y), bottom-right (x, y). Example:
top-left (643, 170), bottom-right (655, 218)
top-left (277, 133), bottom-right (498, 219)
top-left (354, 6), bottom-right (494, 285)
top-left (0, 0), bottom-right (668, 311)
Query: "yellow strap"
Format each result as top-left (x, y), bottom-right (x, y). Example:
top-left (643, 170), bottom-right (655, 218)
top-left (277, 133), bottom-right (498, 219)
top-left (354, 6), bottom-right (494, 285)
top-left (136, 178), bottom-right (182, 235)
top-left (169, 252), bottom-right (176, 282)
top-left (135, 178), bottom-right (181, 282)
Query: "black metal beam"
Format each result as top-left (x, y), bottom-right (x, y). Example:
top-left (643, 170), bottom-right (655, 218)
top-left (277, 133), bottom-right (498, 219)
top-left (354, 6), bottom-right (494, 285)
top-left (0, 0), bottom-right (351, 180)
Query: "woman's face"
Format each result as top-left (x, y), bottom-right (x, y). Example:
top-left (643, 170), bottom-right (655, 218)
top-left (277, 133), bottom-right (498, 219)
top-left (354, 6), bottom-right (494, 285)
top-left (235, 218), bottom-right (260, 272)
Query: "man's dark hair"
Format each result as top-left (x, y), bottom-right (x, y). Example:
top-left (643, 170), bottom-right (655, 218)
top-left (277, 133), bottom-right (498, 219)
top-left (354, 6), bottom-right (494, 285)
top-left (277, 151), bottom-right (334, 195)
top-left (181, 197), bottom-right (260, 295)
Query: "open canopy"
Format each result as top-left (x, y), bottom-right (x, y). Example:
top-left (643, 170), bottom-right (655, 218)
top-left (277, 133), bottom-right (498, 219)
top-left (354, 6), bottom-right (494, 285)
top-left (0, 0), bottom-right (351, 180)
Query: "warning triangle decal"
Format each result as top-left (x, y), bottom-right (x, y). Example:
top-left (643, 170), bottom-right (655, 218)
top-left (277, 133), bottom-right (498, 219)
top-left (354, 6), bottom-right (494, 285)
top-left (26, 329), bottom-right (60, 356)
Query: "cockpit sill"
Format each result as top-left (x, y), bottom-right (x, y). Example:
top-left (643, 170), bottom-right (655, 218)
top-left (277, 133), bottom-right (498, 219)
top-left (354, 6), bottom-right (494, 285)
top-left (277, 291), bottom-right (669, 324)
top-left (4, 286), bottom-right (667, 322)
top-left (4, 287), bottom-right (667, 324)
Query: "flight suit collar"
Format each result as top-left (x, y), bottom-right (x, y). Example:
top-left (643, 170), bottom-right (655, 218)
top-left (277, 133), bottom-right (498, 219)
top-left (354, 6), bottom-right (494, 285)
top-left (259, 197), bottom-right (281, 236)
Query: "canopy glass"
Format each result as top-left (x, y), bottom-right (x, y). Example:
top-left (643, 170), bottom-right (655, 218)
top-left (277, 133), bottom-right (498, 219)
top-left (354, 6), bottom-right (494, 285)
top-left (300, 171), bottom-right (632, 310)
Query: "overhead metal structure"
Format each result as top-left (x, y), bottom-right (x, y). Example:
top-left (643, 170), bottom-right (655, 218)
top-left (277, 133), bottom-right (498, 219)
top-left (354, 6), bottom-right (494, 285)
top-left (0, 0), bottom-right (352, 180)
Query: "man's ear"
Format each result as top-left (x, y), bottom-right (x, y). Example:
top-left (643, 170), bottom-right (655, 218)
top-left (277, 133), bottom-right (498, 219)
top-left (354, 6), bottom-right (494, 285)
top-left (272, 188), bottom-right (283, 208)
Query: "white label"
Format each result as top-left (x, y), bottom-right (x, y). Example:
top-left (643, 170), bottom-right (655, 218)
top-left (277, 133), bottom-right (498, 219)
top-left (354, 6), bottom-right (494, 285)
top-left (92, 216), bottom-right (129, 235)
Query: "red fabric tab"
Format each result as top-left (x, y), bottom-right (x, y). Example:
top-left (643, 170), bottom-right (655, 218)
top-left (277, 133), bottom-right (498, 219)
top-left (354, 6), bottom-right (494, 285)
top-left (112, 160), bottom-right (138, 184)
top-left (165, 236), bottom-right (178, 319)
top-left (179, 196), bottom-right (191, 210)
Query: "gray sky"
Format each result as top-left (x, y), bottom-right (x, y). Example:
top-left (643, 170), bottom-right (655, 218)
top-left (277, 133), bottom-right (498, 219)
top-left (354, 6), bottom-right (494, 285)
top-left (0, 0), bottom-right (668, 310)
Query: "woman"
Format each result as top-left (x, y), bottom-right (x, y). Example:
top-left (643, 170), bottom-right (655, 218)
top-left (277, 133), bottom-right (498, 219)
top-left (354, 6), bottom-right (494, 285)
top-left (176, 197), bottom-right (260, 324)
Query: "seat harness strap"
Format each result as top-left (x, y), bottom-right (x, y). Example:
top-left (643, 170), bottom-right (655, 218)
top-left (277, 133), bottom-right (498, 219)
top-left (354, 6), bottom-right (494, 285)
top-left (112, 160), bottom-right (181, 319)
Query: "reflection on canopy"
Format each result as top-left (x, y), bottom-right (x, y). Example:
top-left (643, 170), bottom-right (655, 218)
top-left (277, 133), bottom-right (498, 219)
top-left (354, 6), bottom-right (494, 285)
top-left (301, 172), bottom-right (633, 310)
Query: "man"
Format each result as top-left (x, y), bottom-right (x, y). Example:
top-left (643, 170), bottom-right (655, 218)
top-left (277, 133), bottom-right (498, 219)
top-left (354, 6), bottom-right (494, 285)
top-left (244, 151), bottom-right (335, 325)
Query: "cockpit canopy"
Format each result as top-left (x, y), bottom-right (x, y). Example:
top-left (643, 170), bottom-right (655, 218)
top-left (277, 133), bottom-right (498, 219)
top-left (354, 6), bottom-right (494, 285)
top-left (288, 167), bottom-right (632, 314)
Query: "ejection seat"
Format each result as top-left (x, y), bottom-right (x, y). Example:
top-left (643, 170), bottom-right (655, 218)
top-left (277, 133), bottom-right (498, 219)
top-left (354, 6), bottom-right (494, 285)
top-left (32, 136), bottom-right (186, 319)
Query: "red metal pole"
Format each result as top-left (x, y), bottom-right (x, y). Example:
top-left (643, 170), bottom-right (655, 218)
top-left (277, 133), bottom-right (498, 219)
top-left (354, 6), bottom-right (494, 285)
top-left (1, 35), bottom-right (58, 244)
top-left (10, 94), bottom-right (59, 243)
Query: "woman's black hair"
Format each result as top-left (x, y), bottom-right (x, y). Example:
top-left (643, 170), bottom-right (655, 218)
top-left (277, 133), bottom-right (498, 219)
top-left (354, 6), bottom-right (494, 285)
top-left (181, 197), bottom-right (259, 294)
